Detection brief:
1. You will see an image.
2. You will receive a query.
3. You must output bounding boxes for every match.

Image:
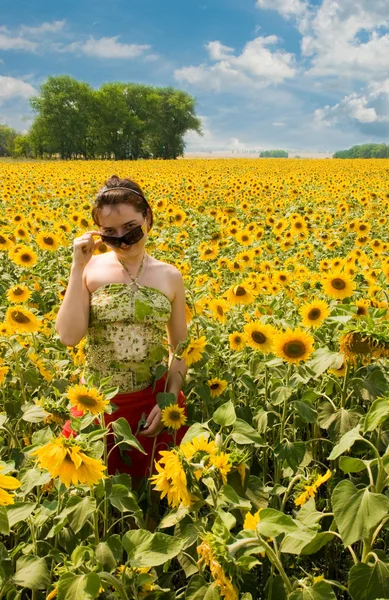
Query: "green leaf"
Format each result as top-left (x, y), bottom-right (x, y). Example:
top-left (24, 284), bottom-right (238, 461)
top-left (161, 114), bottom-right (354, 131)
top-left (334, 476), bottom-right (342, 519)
top-left (280, 525), bottom-right (318, 555)
top-left (246, 476), bottom-right (269, 509)
top-left (364, 397), bottom-right (389, 433)
top-left (231, 419), bottom-right (264, 445)
top-left (111, 417), bottom-right (147, 454)
top-left (332, 480), bottom-right (389, 546)
top-left (275, 441), bottom-right (306, 472)
top-left (6, 502), bottom-right (36, 527)
top-left (300, 532), bottom-right (335, 555)
top-left (295, 401), bottom-right (318, 424)
top-left (348, 560), bottom-right (389, 600)
top-left (156, 391), bottom-right (177, 409)
top-left (65, 496), bottom-right (96, 533)
top-left (122, 529), bottom-right (184, 567)
top-left (58, 573), bottom-right (101, 600)
top-left (180, 422), bottom-right (210, 444)
top-left (185, 575), bottom-right (208, 600)
top-left (19, 468), bottom-right (51, 495)
top-left (109, 484), bottom-right (142, 515)
top-left (218, 485), bottom-right (251, 510)
top-left (212, 400), bottom-right (236, 427)
top-left (271, 386), bottom-right (294, 406)
top-left (307, 347), bottom-right (341, 378)
top-left (339, 457), bottom-right (368, 474)
top-left (328, 426), bottom-right (363, 460)
top-left (256, 509), bottom-right (298, 538)
top-left (96, 542), bottom-right (117, 572)
top-left (203, 584), bottom-right (221, 600)
top-left (13, 556), bottom-right (50, 590)
top-left (289, 580), bottom-right (337, 599)
top-left (21, 404), bottom-right (49, 423)
top-left (0, 507), bottom-right (9, 535)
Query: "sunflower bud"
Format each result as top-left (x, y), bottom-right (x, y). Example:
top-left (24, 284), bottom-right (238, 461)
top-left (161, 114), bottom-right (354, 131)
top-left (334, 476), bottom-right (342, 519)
top-left (215, 433), bottom-right (223, 449)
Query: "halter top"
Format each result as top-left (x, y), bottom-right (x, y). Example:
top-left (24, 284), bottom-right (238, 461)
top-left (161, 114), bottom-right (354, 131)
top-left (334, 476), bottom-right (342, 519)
top-left (82, 282), bottom-right (172, 394)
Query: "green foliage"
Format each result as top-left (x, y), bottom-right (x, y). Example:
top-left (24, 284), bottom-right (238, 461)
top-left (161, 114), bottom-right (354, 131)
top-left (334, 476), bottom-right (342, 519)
top-left (333, 143), bottom-right (389, 158)
top-left (260, 149), bottom-right (289, 158)
top-left (25, 75), bottom-right (203, 159)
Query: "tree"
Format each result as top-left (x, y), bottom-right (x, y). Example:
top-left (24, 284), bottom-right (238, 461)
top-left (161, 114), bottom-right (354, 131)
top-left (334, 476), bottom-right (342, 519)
top-left (260, 150), bottom-right (288, 158)
top-left (29, 75), bottom-right (96, 159)
top-left (0, 124), bottom-right (18, 157)
top-left (12, 134), bottom-right (33, 158)
top-left (333, 144), bottom-right (389, 158)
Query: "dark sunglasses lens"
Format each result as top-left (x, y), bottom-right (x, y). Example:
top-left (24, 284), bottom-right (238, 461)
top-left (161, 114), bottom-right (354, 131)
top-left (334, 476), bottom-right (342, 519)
top-left (101, 225), bottom-right (144, 248)
top-left (121, 226), bottom-right (144, 246)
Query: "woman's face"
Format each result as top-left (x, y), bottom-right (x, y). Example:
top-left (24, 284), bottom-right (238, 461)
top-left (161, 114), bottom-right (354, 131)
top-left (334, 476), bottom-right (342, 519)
top-left (98, 203), bottom-right (149, 257)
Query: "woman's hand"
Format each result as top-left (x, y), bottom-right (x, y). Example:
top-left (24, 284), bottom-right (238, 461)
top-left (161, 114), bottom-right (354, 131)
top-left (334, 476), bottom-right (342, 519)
top-left (139, 404), bottom-right (165, 438)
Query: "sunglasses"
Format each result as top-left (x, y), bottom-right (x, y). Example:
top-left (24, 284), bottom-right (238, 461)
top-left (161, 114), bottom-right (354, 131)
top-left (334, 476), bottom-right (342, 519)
top-left (100, 220), bottom-right (147, 249)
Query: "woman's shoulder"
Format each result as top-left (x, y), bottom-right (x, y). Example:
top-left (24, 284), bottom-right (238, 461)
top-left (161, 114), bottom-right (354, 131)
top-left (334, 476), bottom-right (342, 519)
top-left (149, 256), bottom-right (183, 279)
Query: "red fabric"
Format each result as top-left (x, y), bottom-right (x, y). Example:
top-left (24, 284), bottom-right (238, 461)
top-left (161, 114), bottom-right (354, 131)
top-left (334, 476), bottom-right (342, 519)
top-left (62, 406), bottom-right (86, 439)
top-left (103, 374), bottom-right (188, 478)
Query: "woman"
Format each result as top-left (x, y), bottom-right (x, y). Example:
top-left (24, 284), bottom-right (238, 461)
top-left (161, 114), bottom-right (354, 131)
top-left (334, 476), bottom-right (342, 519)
top-left (55, 174), bottom-right (189, 483)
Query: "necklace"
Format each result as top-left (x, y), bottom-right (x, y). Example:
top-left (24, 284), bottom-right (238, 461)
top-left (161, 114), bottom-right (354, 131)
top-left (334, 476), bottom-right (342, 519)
top-left (117, 251), bottom-right (148, 289)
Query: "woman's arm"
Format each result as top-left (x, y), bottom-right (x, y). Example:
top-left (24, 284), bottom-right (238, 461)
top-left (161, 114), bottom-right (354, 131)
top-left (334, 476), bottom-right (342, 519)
top-left (139, 268), bottom-right (188, 438)
top-left (165, 269), bottom-right (188, 398)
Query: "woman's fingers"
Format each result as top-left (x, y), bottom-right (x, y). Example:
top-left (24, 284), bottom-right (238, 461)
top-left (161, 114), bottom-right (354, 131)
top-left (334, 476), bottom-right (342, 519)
top-left (139, 405), bottom-right (164, 438)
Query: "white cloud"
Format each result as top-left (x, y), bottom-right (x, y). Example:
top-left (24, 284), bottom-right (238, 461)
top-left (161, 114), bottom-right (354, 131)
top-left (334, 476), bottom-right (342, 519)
top-left (184, 115), bottom-right (250, 152)
top-left (0, 76), bottom-right (36, 104)
top-left (0, 32), bottom-right (37, 51)
top-left (19, 20), bottom-right (66, 36)
top-left (256, 0), bottom-right (308, 18)
top-left (314, 79), bottom-right (389, 136)
top-left (300, 0), bottom-right (389, 80)
top-left (62, 36), bottom-right (152, 59)
top-left (175, 36), bottom-right (296, 92)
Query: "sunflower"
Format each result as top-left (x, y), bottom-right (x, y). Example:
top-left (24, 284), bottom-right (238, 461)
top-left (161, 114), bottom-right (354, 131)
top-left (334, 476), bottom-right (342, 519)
top-left (210, 452), bottom-right (231, 484)
top-left (67, 384), bottom-right (109, 415)
top-left (355, 299), bottom-right (370, 317)
top-left (208, 378), bottom-right (228, 398)
top-left (6, 284), bottom-right (32, 303)
top-left (243, 322), bottom-right (275, 353)
top-left (226, 285), bottom-right (254, 306)
top-left (209, 299), bottom-right (230, 323)
top-left (31, 437), bottom-right (106, 487)
top-left (11, 246), bottom-right (38, 268)
top-left (36, 232), bottom-right (61, 252)
top-left (235, 231), bottom-right (253, 246)
top-left (243, 508), bottom-right (263, 531)
top-left (0, 234), bottom-right (13, 250)
top-left (199, 246), bottom-right (218, 260)
top-left (180, 335), bottom-right (207, 366)
top-left (181, 434), bottom-right (218, 461)
top-left (229, 332), bottom-right (246, 351)
top-left (5, 306), bottom-right (40, 333)
top-left (150, 448), bottom-right (195, 508)
top-left (321, 271), bottom-right (356, 300)
top-left (0, 466), bottom-right (21, 506)
top-left (273, 327), bottom-right (315, 365)
top-left (299, 299), bottom-right (331, 329)
top-left (328, 360), bottom-right (348, 377)
top-left (161, 403), bottom-right (187, 430)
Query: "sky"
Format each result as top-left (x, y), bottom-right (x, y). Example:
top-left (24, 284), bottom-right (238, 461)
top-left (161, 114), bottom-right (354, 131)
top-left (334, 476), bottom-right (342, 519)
top-left (1, 0), bottom-right (389, 154)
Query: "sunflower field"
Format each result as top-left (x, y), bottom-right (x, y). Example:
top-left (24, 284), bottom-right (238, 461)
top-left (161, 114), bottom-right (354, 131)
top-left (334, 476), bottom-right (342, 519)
top-left (1, 158), bottom-right (389, 600)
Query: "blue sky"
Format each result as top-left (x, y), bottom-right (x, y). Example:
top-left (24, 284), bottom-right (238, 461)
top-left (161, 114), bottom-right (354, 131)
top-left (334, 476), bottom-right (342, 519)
top-left (1, 0), bottom-right (389, 154)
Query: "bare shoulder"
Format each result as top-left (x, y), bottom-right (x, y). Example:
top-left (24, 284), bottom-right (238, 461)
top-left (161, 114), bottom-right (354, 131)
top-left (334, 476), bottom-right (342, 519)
top-left (149, 256), bottom-right (182, 278)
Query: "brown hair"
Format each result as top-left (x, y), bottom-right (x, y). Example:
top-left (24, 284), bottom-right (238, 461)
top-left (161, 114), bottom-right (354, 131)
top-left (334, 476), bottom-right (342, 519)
top-left (92, 175), bottom-right (154, 228)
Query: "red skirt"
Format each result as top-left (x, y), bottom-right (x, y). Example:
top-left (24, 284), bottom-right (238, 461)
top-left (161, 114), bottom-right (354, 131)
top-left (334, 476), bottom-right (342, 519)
top-left (103, 374), bottom-right (188, 478)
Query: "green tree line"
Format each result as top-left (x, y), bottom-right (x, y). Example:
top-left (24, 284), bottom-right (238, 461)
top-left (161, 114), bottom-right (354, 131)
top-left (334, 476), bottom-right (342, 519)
top-left (0, 75), bottom-right (203, 160)
top-left (333, 143), bottom-right (389, 158)
top-left (260, 149), bottom-right (289, 158)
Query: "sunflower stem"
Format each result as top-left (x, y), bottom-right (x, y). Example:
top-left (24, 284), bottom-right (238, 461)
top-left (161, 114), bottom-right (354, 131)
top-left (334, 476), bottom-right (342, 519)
top-left (340, 360), bottom-right (351, 409)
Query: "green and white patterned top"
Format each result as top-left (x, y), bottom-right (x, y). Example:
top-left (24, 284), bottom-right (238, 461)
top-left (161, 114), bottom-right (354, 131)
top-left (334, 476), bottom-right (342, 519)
top-left (82, 282), bottom-right (171, 394)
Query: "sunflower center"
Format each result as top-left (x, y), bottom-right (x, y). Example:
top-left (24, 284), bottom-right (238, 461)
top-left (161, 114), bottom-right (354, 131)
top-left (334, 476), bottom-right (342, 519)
top-left (216, 306), bottom-right (224, 316)
top-left (11, 311), bottom-right (31, 324)
top-left (283, 341), bottom-right (306, 358)
top-left (14, 287), bottom-right (24, 296)
top-left (77, 394), bottom-right (97, 407)
top-left (234, 336), bottom-right (242, 344)
top-left (21, 254), bottom-right (32, 262)
top-left (210, 383), bottom-right (220, 390)
top-left (234, 286), bottom-right (247, 296)
top-left (307, 308), bottom-right (322, 320)
top-left (252, 332), bottom-right (267, 344)
top-left (43, 237), bottom-right (54, 245)
top-left (168, 410), bottom-right (181, 421)
top-left (331, 278), bottom-right (346, 290)
top-left (357, 306), bottom-right (367, 316)
top-left (0, 235), bottom-right (6, 244)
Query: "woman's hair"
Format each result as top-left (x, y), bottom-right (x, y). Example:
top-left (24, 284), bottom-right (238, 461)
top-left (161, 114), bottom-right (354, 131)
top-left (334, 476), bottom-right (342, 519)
top-left (92, 175), bottom-right (154, 228)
